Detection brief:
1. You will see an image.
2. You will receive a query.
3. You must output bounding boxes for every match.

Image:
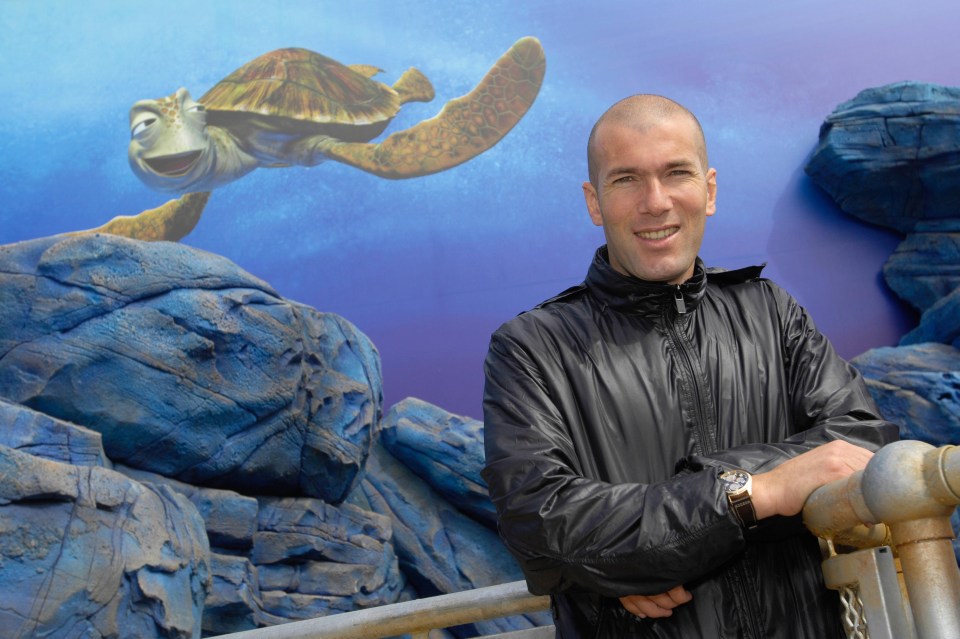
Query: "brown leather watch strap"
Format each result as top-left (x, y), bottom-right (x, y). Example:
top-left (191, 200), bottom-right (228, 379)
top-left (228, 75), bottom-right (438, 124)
top-left (729, 493), bottom-right (758, 529)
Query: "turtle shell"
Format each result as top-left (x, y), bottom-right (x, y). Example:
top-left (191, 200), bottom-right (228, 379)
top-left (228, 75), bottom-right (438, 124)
top-left (199, 48), bottom-right (400, 127)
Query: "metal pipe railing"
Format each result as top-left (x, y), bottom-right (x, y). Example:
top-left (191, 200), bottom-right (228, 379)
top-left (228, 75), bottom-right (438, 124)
top-left (212, 579), bottom-right (551, 639)
top-left (212, 441), bottom-right (960, 639)
top-left (804, 441), bottom-right (960, 639)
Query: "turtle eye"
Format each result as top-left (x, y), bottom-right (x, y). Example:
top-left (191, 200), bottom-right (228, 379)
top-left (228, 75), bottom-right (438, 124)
top-left (131, 117), bottom-right (157, 139)
top-left (187, 104), bottom-right (206, 113)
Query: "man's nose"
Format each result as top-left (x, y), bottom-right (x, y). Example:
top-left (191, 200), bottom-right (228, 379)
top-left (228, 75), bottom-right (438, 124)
top-left (641, 180), bottom-right (671, 216)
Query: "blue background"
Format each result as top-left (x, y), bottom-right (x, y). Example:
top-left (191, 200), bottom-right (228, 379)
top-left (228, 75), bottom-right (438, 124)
top-left (1, 0), bottom-right (956, 419)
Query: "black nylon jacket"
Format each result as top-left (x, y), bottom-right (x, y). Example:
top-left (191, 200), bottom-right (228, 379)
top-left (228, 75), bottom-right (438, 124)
top-left (482, 247), bottom-right (899, 638)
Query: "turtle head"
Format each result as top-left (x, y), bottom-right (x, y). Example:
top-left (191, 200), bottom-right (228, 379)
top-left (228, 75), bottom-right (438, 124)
top-left (128, 88), bottom-right (214, 192)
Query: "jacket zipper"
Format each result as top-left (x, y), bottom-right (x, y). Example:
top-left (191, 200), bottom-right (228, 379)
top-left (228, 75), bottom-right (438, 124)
top-left (663, 287), bottom-right (712, 455)
top-left (665, 286), bottom-right (765, 639)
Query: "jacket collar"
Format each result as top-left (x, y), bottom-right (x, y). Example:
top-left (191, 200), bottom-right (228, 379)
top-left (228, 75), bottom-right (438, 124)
top-left (585, 246), bottom-right (708, 315)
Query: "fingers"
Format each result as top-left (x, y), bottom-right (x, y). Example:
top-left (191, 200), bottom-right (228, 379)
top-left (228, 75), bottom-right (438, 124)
top-left (753, 441), bottom-right (877, 518)
top-left (620, 586), bottom-right (693, 619)
top-left (663, 585), bottom-right (693, 605)
top-left (819, 439), bottom-right (873, 473)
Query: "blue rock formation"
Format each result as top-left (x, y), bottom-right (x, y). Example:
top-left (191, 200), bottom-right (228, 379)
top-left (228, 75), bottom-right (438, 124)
top-left (806, 81), bottom-right (960, 233)
top-left (0, 443), bottom-right (210, 638)
top-left (118, 465), bottom-right (260, 552)
top-left (205, 553), bottom-right (264, 634)
top-left (254, 496), bottom-right (406, 624)
top-left (118, 459), bottom-right (407, 634)
top-left (0, 234), bottom-right (539, 636)
top-left (382, 397), bottom-right (497, 526)
top-left (0, 233), bottom-right (382, 504)
top-left (900, 288), bottom-right (960, 348)
top-left (851, 342), bottom-right (960, 445)
top-left (813, 81), bottom-right (960, 566)
top-left (356, 443), bottom-right (550, 637)
top-left (883, 225), bottom-right (960, 312)
top-left (0, 398), bottom-right (111, 467)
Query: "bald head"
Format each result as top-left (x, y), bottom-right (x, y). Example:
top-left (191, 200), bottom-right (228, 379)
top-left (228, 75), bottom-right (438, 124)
top-left (587, 95), bottom-right (708, 187)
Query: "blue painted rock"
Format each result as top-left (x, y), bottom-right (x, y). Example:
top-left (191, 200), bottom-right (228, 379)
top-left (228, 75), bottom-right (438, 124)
top-left (853, 343), bottom-right (960, 564)
top-left (118, 464), bottom-right (259, 551)
top-left (806, 81), bottom-right (960, 233)
top-left (254, 496), bottom-right (405, 623)
top-left (205, 553), bottom-right (264, 634)
top-left (0, 233), bottom-right (382, 503)
top-left (900, 287), bottom-right (960, 349)
top-left (382, 397), bottom-right (496, 526)
top-left (356, 443), bottom-right (551, 637)
top-left (883, 226), bottom-right (960, 312)
top-left (0, 444), bottom-right (210, 638)
top-left (0, 398), bottom-right (110, 467)
top-left (851, 342), bottom-right (960, 445)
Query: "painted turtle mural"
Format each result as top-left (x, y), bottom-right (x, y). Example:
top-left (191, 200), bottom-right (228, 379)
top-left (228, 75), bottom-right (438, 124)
top-left (93, 37), bottom-right (545, 241)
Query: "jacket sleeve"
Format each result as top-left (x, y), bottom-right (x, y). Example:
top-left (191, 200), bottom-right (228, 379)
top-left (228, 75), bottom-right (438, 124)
top-left (482, 327), bottom-right (745, 598)
top-left (681, 282), bottom-right (899, 475)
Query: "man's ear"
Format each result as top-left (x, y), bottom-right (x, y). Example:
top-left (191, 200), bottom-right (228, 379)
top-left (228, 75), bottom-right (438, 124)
top-left (583, 182), bottom-right (603, 227)
top-left (705, 168), bottom-right (718, 217)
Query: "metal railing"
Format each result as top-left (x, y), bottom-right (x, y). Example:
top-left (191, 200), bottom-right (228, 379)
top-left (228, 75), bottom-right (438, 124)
top-left (213, 579), bottom-right (552, 639)
top-left (213, 440), bottom-right (960, 639)
top-left (803, 441), bottom-right (960, 639)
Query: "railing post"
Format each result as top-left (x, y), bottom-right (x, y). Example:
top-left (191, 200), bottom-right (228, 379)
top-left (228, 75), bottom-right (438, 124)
top-left (804, 441), bottom-right (960, 639)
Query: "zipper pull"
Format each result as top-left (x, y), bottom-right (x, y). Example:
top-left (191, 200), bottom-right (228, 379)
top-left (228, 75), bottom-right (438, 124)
top-left (674, 286), bottom-right (687, 314)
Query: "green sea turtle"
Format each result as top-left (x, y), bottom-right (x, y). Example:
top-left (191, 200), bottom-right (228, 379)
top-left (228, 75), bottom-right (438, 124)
top-left (128, 37), bottom-right (546, 193)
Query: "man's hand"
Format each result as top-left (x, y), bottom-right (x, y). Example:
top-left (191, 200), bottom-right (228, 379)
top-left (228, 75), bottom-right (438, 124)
top-left (619, 585), bottom-right (692, 619)
top-left (752, 440), bottom-right (875, 519)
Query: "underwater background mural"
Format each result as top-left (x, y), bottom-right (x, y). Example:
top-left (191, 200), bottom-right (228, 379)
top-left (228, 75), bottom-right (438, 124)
top-left (1, 0), bottom-right (958, 419)
top-left (2, 1), bottom-right (960, 637)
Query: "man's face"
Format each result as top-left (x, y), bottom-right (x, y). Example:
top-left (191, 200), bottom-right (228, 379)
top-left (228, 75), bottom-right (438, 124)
top-left (582, 115), bottom-right (717, 285)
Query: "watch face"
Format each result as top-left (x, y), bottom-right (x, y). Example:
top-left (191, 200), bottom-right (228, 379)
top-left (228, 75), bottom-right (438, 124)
top-left (721, 470), bottom-right (749, 492)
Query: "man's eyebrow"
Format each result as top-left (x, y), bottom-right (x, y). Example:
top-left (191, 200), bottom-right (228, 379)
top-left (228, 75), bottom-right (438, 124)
top-left (663, 159), bottom-right (698, 170)
top-left (605, 166), bottom-right (636, 178)
top-left (605, 159), bottom-right (698, 179)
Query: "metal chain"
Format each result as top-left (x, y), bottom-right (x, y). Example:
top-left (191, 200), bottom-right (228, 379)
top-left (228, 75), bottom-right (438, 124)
top-left (838, 584), bottom-right (870, 639)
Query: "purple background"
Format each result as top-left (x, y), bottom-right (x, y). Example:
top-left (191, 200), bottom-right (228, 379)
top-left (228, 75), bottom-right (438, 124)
top-left (1, 0), bottom-right (956, 419)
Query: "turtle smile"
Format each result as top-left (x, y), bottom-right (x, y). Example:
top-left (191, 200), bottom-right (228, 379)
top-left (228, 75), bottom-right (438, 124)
top-left (145, 151), bottom-right (202, 177)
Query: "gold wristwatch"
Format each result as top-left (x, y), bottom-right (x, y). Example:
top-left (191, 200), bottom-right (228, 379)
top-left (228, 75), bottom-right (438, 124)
top-left (719, 469), bottom-right (758, 529)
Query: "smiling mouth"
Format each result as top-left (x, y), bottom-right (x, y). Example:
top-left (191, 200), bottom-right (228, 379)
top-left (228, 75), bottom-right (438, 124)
top-left (637, 227), bottom-right (678, 241)
top-left (145, 151), bottom-right (202, 177)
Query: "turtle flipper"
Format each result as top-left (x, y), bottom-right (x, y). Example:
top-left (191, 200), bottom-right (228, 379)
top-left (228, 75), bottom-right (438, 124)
top-left (318, 36), bottom-right (545, 179)
top-left (392, 67), bottom-right (434, 105)
top-left (348, 64), bottom-right (383, 79)
top-left (69, 192), bottom-right (211, 242)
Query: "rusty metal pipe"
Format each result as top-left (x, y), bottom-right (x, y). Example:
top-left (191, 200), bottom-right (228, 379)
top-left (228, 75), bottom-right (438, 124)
top-left (892, 518), bottom-right (960, 639)
top-left (804, 441), bottom-right (960, 639)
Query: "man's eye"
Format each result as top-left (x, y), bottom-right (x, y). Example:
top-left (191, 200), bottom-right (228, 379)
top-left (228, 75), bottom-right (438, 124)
top-left (613, 176), bottom-right (634, 183)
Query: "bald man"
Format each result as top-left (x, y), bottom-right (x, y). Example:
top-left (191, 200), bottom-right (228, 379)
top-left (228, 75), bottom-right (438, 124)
top-left (482, 95), bottom-right (898, 638)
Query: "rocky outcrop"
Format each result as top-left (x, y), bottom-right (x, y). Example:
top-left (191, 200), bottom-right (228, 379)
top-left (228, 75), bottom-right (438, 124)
top-left (119, 465), bottom-right (259, 551)
top-left (806, 81), bottom-right (960, 234)
top-left (0, 398), bottom-right (111, 467)
top-left (851, 343), bottom-right (960, 445)
top-left (254, 496), bottom-right (405, 623)
top-left (0, 428), bottom-right (210, 638)
top-left (899, 287), bottom-right (960, 348)
top-left (118, 460), bottom-right (409, 635)
top-left (0, 234), bottom-right (382, 504)
top-left (882, 224), bottom-right (960, 312)
top-left (0, 234), bottom-right (541, 637)
top-left (811, 82), bottom-right (960, 564)
top-left (355, 443), bottom-right (550, 637)
top-left (382, 397), bottom-right (497, 526)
